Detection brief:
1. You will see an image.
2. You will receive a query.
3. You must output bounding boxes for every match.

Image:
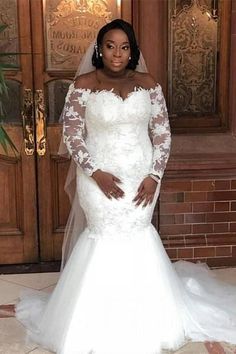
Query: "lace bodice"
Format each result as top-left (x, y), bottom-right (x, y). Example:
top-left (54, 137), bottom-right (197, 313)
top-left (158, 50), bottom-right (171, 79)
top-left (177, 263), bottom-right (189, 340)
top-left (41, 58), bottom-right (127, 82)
top-left (62, 82), bottom-right (171, 179)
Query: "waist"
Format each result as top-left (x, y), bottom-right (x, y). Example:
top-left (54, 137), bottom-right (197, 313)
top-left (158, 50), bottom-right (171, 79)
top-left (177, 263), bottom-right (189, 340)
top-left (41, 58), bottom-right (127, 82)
top-left (87, 141), bottom-right (152, 178)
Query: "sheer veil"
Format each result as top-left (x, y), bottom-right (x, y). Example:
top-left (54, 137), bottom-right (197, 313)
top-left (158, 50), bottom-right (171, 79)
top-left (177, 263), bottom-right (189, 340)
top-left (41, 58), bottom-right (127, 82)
top-left (59, 39), bottom-right (148, 270)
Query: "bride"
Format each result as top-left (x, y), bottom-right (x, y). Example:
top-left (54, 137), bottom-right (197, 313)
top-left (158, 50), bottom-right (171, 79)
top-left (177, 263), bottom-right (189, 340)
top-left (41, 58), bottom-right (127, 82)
top-left (16, 19), bottom-right (236, 354)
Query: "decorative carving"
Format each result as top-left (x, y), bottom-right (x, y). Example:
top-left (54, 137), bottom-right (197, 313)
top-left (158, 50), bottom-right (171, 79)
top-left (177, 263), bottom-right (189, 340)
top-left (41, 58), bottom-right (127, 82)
top-left (44, 0), bottom-right (118, 71)
top-left (35, 90), bottom-right (47, 156)
top-left (0, 0), bottom-right (19, 67)
top-left (22, 89), bottom-right (34, 156)
top-left (168, 0), bottom-right (219, 116)
top-left (50, 0), bottom-right (112, 25)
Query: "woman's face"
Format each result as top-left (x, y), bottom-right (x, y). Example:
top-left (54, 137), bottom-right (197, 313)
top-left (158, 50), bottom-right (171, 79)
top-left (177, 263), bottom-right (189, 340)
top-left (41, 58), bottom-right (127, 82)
top-left (100, 29), bottom-right (131, 73)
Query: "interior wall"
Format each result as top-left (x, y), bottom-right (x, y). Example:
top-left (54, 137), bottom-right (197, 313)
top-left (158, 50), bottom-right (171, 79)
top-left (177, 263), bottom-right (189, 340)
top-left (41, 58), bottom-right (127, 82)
top-left (133, 0), bottom-right (236, 266)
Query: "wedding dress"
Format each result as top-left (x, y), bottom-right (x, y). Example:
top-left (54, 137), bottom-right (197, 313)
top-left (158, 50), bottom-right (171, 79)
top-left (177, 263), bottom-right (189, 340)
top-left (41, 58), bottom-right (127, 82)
top-left (16, 83), bottom-right (236, 354)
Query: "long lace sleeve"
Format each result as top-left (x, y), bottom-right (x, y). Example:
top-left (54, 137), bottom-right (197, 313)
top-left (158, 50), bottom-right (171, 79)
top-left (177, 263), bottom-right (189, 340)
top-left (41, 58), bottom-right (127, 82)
top-left (62, 83), bottom-right (98, 176)
top-left (148, 85), bottom-right (171, 180)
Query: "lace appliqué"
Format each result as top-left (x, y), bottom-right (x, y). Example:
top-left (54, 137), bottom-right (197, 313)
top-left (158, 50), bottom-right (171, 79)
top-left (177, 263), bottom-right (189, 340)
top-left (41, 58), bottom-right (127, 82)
top-left (62, 82), bottom-right (170, 179)
top-left (149, 85), bottom-right (171, 179)
top-left (62, 83), bottom-right (98, 176)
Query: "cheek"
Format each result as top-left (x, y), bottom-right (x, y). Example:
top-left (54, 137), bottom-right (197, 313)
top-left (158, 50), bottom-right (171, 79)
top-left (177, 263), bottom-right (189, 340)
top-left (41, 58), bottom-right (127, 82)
top-left (125, 49), bottom-right (131, 59)
top-left (124, 52), bottom-right (130, 62)
top-left (102, 50), bottom-right (112, 61)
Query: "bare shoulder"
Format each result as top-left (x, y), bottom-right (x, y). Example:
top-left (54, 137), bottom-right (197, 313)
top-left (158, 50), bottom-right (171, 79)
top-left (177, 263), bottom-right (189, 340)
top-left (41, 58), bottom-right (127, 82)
top-left (74, 71), bottom-right (97, 90)
top-left (134, 72), bottom-right (158, 90)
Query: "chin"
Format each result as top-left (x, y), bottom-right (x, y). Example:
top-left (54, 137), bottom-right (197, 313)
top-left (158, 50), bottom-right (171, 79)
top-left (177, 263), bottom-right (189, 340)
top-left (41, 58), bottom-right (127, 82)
top-left (110, 65), bottom-right (127, 72)
top-left (112, 67), bottom-right (124, 72)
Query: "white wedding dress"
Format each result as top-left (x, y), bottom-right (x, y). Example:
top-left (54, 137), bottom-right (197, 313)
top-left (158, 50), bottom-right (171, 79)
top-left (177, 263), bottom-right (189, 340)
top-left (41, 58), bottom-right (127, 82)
top-left (16, 84), bottom-right (236, 354)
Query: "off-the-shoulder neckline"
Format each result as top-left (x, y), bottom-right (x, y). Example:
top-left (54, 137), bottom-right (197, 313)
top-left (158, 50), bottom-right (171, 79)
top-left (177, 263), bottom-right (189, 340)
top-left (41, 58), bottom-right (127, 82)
top-left (71, 82), bottom-right (161, 102)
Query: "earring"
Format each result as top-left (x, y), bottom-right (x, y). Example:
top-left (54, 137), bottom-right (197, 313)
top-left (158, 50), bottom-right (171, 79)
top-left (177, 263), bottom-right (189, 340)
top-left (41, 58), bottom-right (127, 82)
top-left (129, 56), bottom-right (131, 60)
top-left (100, 53), bottom-right (103, 57)
top-left (94, 43), bottom-right (99, 59)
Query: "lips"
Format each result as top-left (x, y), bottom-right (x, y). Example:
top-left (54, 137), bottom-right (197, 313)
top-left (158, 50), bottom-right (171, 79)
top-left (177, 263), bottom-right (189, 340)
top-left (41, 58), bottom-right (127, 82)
top-left (112, 61), bottom-right (122, 66)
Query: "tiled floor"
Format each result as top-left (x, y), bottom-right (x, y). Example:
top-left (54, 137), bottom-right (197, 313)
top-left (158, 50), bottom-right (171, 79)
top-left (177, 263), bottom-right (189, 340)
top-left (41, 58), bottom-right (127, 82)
top-left (0, 268), bottom-right (236, 354)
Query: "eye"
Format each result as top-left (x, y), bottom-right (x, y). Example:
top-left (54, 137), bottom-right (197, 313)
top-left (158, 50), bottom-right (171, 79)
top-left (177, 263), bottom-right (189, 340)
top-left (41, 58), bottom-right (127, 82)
top-left (122, 45), bottom-right (130, 50)
top-left (106, 43), bottom-right (114, 49)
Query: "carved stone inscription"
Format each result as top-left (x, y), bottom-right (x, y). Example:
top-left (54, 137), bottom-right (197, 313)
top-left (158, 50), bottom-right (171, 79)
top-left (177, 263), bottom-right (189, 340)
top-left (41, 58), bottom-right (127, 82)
top-left (45, 0), bottom-right (119, 71)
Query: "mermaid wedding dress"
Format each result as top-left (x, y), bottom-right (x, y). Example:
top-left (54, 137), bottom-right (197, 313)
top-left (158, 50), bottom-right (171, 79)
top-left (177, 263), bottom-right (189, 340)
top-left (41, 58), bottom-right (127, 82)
top-left (16, 84), bottom-right (236, 354)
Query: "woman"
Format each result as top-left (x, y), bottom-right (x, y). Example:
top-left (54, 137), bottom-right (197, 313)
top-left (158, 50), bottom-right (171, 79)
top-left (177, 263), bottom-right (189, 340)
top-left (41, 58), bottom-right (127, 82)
top-left (16, 19), bottom-right (236, 354)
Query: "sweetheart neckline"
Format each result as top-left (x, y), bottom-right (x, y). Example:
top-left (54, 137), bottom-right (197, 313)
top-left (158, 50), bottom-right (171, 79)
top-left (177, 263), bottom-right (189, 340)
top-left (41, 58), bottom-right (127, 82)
top-left (90, 87), bottom-right (149, 102)
top-left (72, 83), bottom-right (159, 102)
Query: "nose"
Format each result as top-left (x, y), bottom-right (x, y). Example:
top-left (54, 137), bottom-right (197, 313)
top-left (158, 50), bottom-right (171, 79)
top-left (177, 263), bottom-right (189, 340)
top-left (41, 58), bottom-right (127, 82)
top-left (114, 47), bottom-right (121, 57)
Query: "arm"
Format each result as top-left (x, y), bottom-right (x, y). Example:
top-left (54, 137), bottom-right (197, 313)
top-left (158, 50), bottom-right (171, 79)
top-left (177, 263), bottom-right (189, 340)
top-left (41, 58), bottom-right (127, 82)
top-left (62, 82), bottom-right (124, 199)
top-left (148, 84), bottom-right (171, 179)
top-left (62, 83), bottom-right (98, 176)
top-left (133, 83), bottom-right (171, 207)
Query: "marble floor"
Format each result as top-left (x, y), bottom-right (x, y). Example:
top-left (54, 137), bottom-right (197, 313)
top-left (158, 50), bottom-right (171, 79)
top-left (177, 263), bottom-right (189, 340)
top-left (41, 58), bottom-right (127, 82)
top-left (1, 268), bottom-right (236, 354)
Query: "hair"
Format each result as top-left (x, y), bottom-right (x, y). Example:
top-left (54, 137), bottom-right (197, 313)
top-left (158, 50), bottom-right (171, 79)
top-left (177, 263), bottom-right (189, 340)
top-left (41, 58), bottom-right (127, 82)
top-left (92, 19), bottom-right (140, 70)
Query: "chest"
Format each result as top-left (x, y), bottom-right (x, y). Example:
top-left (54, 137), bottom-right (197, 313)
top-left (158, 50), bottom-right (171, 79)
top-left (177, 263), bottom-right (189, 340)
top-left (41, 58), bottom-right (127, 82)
top-left (94, 79), bottom-right (142, 101)
top-left (85, 89), bottom-right (152, 129)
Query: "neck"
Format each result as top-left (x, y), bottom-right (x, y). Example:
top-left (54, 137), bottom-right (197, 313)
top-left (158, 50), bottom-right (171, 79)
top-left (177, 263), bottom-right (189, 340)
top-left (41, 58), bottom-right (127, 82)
top-left (100, 67), bottom-right (128, 79)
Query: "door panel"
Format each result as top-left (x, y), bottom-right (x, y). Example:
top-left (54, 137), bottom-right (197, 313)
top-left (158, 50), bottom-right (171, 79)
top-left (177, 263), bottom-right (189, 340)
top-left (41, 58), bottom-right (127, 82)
top-left (29, 0), bottom-right (70, 261)
top-left (0, 155), bottom-right (22, 237)
top-left (0, 0), bottom-right (38, 264)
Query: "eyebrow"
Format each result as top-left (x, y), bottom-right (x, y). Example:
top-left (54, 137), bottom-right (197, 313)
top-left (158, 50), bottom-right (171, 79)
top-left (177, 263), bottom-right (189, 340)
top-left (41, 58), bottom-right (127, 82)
top-left (105, 40), bottom-right (130, 45)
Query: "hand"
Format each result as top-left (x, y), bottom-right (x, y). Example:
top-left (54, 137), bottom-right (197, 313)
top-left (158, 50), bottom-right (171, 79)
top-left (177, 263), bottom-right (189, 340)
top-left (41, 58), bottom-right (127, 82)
top-left (133, 176), bottom-right (158, 207)
top-left (92, 169), bottom-right (124, 199)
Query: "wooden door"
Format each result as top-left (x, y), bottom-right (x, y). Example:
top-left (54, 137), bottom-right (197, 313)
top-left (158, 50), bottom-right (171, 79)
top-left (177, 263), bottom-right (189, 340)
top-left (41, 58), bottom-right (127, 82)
top-left (0, 0), bottom-right (131, 265)
top-left (30, 0), bottom-right (71, 262)
top-left (0, 0), bottom-right (38, 264)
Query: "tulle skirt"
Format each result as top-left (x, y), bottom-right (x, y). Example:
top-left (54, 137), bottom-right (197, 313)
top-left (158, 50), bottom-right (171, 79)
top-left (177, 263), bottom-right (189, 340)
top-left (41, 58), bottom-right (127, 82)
top-left (16, 223), bottom-right (236, 354)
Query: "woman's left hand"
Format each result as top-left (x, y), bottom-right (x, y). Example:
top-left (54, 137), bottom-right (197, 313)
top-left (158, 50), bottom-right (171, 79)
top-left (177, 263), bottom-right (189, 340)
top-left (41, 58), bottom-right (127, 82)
top-left (133, 176), bottom-right (158, 207)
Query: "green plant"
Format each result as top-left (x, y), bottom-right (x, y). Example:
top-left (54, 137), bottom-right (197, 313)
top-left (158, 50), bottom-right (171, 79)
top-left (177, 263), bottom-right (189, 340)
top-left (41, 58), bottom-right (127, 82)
top-left (0, 24), bottom-right (18, 154)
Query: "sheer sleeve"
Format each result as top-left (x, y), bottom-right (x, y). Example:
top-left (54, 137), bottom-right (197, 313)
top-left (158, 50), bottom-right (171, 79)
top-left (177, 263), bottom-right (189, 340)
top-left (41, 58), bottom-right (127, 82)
top-left (62, 83), bottom-right (98, 176)
top-left (148, 84), bottom-right (171, 180)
